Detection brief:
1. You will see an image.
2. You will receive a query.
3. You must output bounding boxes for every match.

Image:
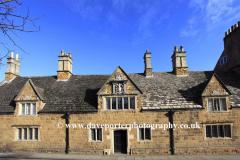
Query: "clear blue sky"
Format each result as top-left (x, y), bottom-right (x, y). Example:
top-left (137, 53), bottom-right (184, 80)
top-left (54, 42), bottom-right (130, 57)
top-left (1, 0), bottom-right (240, 81)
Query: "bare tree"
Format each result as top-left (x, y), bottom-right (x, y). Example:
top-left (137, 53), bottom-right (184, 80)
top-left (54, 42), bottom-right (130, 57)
top-left (0, 0), bottom-right (44, 66)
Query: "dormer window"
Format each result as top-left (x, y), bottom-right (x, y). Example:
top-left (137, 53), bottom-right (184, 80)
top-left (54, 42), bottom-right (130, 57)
top-left (20, 103), bottom-right (37, 115)
top-left (208, 98), bottom-right (227, 111)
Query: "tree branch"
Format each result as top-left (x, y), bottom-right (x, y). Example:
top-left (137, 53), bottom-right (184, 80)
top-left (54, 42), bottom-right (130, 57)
top-left (0, 0), bottom-right (44, 57)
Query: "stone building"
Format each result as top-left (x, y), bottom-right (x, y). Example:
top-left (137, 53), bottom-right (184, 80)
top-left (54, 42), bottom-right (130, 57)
top-left (1, 22), bottom-right (240, 155)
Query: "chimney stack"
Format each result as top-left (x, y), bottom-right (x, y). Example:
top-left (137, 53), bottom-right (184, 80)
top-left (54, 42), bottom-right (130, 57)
top-left (143, 50), bottom-right (153, 77)
top-left (171, 46), bottom-right (188, 76)
top-left (57, 50), bottom-right (73, 80)
top-left (5, 51), bottom-right (21, 81)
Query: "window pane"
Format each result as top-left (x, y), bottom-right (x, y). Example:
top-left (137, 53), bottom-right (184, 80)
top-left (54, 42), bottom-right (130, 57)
top-left (224, 125), bottom-right (231, 137)
top-left (91, 129), bottom-right (95, 140)
top-left (26, 103), bottom-right (31, 115)
top-left (22, 104), bottom-right (25, 115)
top-left (130, 97), bottom-right (135, 109)
top-left (124, 98), bottom-right (128, 109)
top-left (23, 128), bottom-right (27, 140)
top-left (34, 128), bottom-right (38, 140)
top-left (118, 98), bottom-right (122, 109)
top-left (29, 128), bottom-right (33, 140)
top-left (106, 98), bottom-right (110, 110)
top-left (224, 56), bottom-right (227, 63)
top-left (97, 129), bottom-right (102, 141)
top-left (208, 100), bottom-right (213, 111)
top-left (218, 126), bottom-right (223, 137)
top-left (145, 128), bottom-right (150, 140)
top-left (220, 58), bottom-right (223, 65)
top-left (139, 128), bottom-right (144, 140)
top-left (112, 98), bottom-right (116, 109)
top-left (212, 126), bottom-right (217, 137)
top-left (214, 100), bottom-right (219, 111)
top-left (206, 126), bottom-right (211, 137)
top-left (32, 104), bottom-right (36, 115)
top-left (18, 128), bottom-right (22, 140)
top-left (220, 99), bottom-right (226, 111)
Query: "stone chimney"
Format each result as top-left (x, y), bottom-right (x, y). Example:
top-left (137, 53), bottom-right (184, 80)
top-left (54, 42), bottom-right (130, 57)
top-left (171, 46), bottom-right (188, 76)
top-left (143, 50), bottom-right (153, 77)
top-left (214, 21), bottom-right (240, 73)
top-left (57, 50), bottom-right (73, 80)
top-left (5, 51), bottom-right (21, 81)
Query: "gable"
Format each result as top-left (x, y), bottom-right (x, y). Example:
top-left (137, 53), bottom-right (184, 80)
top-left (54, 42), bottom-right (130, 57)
top-left (201, 73), bottom-right (231, 96)
top-left (14, 79), bottom-right (44, 101)
top-left (97, 66), bottom-right (142, 95)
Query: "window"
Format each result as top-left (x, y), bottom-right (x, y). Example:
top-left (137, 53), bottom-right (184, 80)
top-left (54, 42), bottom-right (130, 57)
top-left (205, 125), bottom-right (231, 138)
top-left (17, 127), bottom-right (39, 141)
top-left (208, 98), bottom-right (227, 111)
top-left (105, 97), bottom-right (136, 110)
top-left (220, 56), bottom-right (227, 65)
top-left (21, 103), bottom-right (37, 115)
top-left (139, 128), bottom-right (151, 140)
top-left (91, 129), bottom-right (102, 141)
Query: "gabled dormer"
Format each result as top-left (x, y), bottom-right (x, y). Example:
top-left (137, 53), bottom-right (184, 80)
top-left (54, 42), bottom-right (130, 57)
top-left (14, 79), bottom-right (45, 116)
top-left (201, 73), bottom-right (231, 112)
top-left (97, 66), bottom-right (142, 111)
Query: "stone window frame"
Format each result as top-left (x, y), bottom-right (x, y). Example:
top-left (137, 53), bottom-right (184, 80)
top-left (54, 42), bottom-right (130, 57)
top-left (206, 97), bottom-right (228, 112)
top-left (203, 123), bottom-right (232, 140)
top-left (88, 128), bottom-right (103, 143)
top-left (136, 127), bottom-right (152, 142)
top-left (102, 95), bottom-right (137, 111)
top-left (12, 125), bottom-right (41, 142)
top-left (17, 101), bottom-right (38, 116)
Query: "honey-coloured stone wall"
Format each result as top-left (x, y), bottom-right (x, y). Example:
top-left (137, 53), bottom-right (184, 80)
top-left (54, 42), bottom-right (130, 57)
top-left (174, 67), bottom-right (188, 75)
top-left (145, 68), bottom-right (152, 77)
top-left (57, 71), bottom-right (72, 80)
top-left (5, 73), bottom-right (16, 81)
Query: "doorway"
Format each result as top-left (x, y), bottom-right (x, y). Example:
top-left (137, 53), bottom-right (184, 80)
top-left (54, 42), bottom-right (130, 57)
top-left (114, 130), bottom-right (127, 154)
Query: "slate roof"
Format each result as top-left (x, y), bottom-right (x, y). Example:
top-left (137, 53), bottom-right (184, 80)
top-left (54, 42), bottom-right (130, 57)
top-left (0, 75), bottom-right (110, 113)
top-left (1, 70), bottom-right (240, 113)
top-left (129, 71), bottom-right (240, 109)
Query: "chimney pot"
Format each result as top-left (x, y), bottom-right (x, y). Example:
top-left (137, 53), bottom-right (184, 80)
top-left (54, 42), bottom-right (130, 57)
top-left (180, 46), bottom-right (184, 51)
top-left (16, 54), bottom-right (18, 61)
top-left (61, 50), bottom-right (64, 56)
top-left (174, 46), bottom-right (178, 51)
top-left (11, 51), bottom-right (13, 58)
